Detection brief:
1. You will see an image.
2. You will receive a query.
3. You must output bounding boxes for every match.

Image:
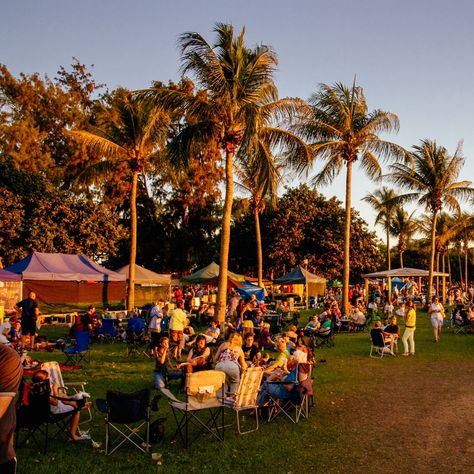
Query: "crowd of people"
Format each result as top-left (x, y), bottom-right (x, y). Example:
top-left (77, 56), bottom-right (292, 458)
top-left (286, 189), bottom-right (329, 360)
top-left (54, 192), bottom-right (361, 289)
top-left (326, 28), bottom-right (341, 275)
top-left (2, 280), bottom-right (474, 472)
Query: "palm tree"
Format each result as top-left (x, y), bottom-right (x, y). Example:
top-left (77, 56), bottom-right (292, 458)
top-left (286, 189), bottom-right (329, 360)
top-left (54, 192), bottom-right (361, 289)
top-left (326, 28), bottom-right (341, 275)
top-left (70, 89), bottom-right (169, 310)
top-left (363, 187), bottom-right (398, 270)
top-left (389, 206), bottom-right (418, 268)
top-left (234, 156), bottom-right (280, 287)
top-left (142, 23), bottom-right (310, 323)
top-left (296, 82), bottom-right (405, 315)
top-left (389, 139), bottom-right (474, 301)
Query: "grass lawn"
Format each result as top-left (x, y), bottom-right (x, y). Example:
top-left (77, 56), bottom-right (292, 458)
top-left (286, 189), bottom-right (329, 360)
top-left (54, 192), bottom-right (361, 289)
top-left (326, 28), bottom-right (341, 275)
top-left (15, 309), bottom-right (474, 474)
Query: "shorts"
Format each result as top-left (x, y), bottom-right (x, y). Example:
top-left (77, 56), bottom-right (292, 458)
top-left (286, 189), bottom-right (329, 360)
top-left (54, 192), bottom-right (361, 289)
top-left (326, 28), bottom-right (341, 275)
top-left (431, 314), bottom-right (443, 328)
top-left (21, 319), bottom-right (37, 336)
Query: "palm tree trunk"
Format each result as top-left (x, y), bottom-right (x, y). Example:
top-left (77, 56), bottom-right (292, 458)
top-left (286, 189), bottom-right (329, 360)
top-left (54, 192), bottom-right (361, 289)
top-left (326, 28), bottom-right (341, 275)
top-left (458, 251), bottom-right (463, 288)
top-left (399, 250), bottom-right (404, 268)
top-left (342, 160), bottom-right (353, 316)
top-left (447, 246), bottom-right (452, 287)
top-left (428, 211), bottom-right (438, 302)
top-left (254, 206), bottom-right (263, 287)
top-left (464, 238), bottom-right (468, 293)
top-left (386, 229), bottom-right (391, 271)
top-left (215, 149), bottom-right (234, 324)
top-left (127, 169), bottom-right (139, 311)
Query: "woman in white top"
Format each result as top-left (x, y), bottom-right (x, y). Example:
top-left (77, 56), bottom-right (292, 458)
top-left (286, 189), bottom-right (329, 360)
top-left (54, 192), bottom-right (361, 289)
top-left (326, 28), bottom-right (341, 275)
top-left (429, 296), bottom-right (445, 342)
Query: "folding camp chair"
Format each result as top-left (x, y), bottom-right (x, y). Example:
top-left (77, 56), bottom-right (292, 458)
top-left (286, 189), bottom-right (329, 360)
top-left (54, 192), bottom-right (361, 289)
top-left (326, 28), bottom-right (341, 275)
top-left (161, 369), bottom-right (225, 448)
top-left (224, 366), bottom-right (264, 434)
top-left (96, 389), bottom-right (151, 455)
top-left (41, 361), bottom-right (92, 423)
top-left (126, 328), bottom-right (151, 358)
top-left (64, 330), bottom-right (91, 365)
top-left (16, 379), bottom-right (79, 453)
top-left (313, 328), bottom-right (335, 348)
top-left (266, 363), bottom-right (314, 424)
top-left (97, 319), bottom-right (118, 343)
top-left (369, 329), bottom-right (392, 358)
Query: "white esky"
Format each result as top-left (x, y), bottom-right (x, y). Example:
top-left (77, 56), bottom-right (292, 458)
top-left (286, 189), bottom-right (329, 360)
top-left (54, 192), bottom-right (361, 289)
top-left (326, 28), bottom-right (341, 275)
top-left (2, 0), bottom-right (474, 241)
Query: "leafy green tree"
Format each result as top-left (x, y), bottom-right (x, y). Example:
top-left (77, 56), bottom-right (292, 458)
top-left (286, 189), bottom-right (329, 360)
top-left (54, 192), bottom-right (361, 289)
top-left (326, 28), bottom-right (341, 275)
top-left (363, 187), bottom-right (398, 270)
top-left (389, 139), bottom-right (474, 300)
top-left (230, 185), bottom-right (383, 281)
top-left (0, 60), bottom-right (101, 184)
top-left (70, 89), bottom-right (170, 310)
top-left (296, 82), bottom-right (405, 313)
top-left (0, 159), bottom-right (125, 265)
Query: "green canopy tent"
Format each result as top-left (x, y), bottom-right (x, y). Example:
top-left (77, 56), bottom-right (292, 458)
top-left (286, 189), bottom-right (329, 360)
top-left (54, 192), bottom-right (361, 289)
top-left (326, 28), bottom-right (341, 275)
top-left (116, 264), bottom-right (171, 307)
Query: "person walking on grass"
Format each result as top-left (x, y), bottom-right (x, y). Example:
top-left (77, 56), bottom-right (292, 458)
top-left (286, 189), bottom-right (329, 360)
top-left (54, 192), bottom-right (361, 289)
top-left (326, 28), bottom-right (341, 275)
top-left (429, 296), bottom-right (445, 342)
top-left (401, 300), bottom-right (416, 356)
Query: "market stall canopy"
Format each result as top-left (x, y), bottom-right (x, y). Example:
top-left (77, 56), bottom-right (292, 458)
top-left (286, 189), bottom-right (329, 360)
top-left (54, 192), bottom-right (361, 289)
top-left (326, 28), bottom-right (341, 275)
top-left (235, 281), bottom-right (265, 302)
top-left (116, 264), bottom-right (171, 285)
top-left (0, 269), bottom-right (22, 282)
top-left (180, 262), bottom-right (245, 284)
top-left (273, 266), bottom-right (327, 284)
top-left (361, 267), bottom-right (449, 278)
top-left (6, 252), bottom-right (126, 281)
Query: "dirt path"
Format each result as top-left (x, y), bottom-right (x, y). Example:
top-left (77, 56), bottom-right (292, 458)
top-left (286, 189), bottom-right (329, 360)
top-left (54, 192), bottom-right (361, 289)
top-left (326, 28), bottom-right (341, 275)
top-left (340, 361), bottom-right (474, 473)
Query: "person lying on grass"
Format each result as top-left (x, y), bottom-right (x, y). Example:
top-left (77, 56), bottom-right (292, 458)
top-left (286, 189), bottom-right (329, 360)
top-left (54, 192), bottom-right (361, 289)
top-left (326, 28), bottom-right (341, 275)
top-left (32, 369), bottom-right (91, 441)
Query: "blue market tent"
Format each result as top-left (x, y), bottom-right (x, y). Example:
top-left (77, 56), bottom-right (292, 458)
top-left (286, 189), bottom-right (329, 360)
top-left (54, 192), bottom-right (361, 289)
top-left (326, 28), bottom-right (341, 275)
top-left (235, 281), bottom-right (265, 302)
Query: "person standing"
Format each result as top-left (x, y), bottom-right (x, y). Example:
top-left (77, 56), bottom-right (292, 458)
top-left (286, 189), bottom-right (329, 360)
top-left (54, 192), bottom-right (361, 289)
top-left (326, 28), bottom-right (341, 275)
top-left (168, 301), bottom-right (188, 359)
top-left (429, 296), bottom-right (445, 342)
top-left (0, 344), bottom-right (23, 473)
top-left (401, 300), bottom-right (416, 356)
top-left (16, 291), bottom-right (39, 350)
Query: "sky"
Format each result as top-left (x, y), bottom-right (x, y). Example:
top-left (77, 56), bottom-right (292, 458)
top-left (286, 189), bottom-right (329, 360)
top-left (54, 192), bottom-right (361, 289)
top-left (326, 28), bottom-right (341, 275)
top-left (2, 0), bottom-right (474, 239)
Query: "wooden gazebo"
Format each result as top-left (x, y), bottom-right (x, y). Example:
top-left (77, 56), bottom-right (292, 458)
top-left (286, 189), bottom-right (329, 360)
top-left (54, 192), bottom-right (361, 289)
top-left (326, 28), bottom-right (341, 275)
top-left (361, 267), bottom-right (450, 303)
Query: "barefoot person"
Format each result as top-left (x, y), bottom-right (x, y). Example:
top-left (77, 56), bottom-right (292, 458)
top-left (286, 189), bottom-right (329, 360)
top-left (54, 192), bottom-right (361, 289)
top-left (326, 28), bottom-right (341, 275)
top-left (429, 296), bottom-right (445, 342)
top-left (32, 370), bottom-right (91, 441)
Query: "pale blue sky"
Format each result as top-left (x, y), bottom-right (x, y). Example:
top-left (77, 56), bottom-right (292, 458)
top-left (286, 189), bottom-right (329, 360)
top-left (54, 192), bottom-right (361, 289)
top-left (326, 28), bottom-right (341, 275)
top-left (2, 0), bottom-right (474, 238)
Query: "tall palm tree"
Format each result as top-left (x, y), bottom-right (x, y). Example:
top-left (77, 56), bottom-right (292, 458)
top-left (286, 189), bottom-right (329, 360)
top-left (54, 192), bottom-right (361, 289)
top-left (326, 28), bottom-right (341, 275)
top-left (70, 89), bottom-right (169, 310)
top-left (452, 212), bottom-right (474, 291)
top-left (296, 82), bottom-right (405, 315)
top-left (389, 206), bottom-right (418, 268)
top-left (389, 139), bottom-right (474, 301)
top-left (142, 23), bottom-right (310, 323)
top-left (234, 156), bottom-right (280, 287)
top-left (363, 187), bottom-right (398, 270)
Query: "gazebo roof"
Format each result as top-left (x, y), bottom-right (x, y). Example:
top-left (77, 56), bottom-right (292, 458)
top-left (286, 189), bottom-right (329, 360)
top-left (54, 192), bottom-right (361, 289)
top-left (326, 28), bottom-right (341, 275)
top-left (362, 267), bottom-right (449, 279)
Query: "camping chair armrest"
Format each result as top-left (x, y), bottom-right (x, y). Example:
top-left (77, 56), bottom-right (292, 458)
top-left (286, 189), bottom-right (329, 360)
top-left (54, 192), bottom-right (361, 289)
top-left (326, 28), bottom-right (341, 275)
top-left (65, 382), bottom-right (88, 387)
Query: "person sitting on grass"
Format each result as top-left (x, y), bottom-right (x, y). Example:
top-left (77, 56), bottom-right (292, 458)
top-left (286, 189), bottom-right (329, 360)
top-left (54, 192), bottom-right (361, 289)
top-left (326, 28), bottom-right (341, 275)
top-left (32, 369), bottom-right (91, 441)
top-left (177, 335), bottom-right (211, 374)
top-left (242, 333), bottom-right (259, 365)
top-left (152, 336), bottom-right (183, 390)
top-left (258, 322), bottom-right (274, 350)
top-left (264, 339), bottom-right (290, 380)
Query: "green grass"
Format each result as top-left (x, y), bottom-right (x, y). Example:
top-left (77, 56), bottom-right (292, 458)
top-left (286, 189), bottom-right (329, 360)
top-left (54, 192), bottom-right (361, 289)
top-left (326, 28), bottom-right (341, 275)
top-left (16, 310), bottom-right (473, 474)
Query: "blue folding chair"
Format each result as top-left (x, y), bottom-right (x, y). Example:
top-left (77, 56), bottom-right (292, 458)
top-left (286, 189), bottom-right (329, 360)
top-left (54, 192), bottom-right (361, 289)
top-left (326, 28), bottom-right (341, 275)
top-left (64, 330), bottom-right (91, 365)
top-left (97, 319), bottom-right (118, 343)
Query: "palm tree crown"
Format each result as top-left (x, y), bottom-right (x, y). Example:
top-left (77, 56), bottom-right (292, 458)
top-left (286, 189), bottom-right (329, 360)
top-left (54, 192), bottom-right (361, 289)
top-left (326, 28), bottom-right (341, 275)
top-left (142, 23), bottom-right (309, 322)
top-left (71, 89), bottom-right (169, 310)
top-left (296, 81), bottom-right (405, 314)
top-left (389, 139), bottom-right (474, 300)
top-left (363, 187), bottom-right (398, 270)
